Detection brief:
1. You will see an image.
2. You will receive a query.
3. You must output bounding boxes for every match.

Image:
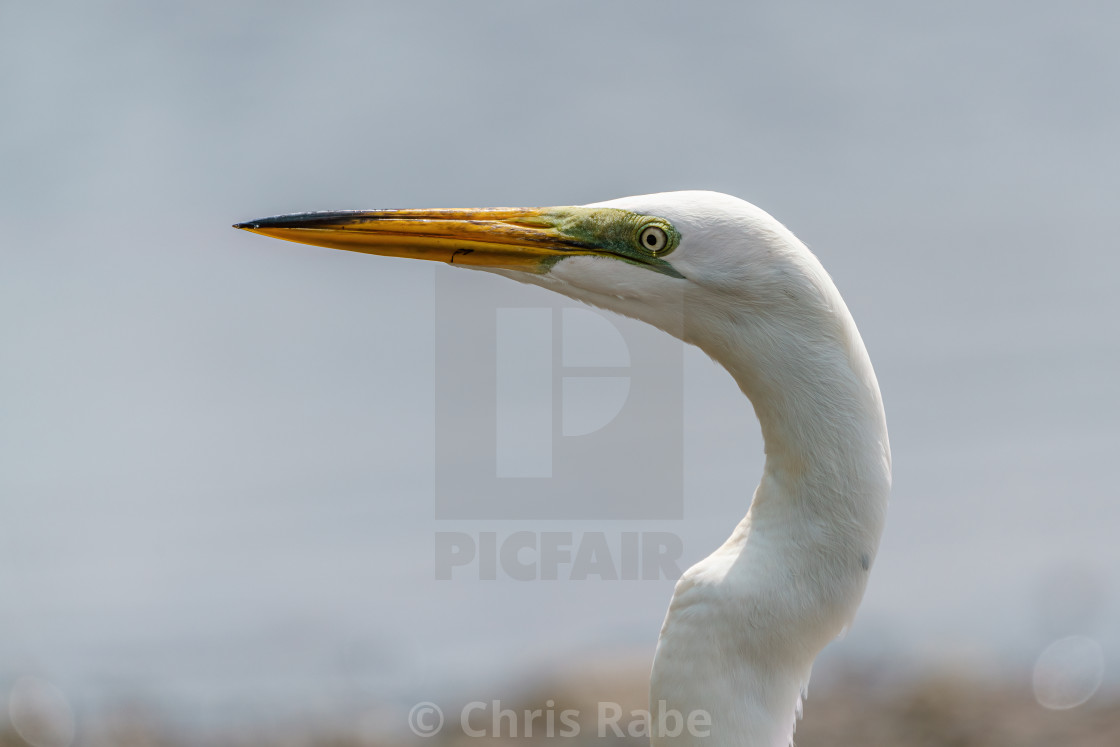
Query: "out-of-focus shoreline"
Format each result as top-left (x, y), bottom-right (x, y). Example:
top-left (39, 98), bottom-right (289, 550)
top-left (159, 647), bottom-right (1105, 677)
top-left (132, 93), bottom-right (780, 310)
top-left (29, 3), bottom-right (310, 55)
top-left (4, 664), bottom-right (1117, 747)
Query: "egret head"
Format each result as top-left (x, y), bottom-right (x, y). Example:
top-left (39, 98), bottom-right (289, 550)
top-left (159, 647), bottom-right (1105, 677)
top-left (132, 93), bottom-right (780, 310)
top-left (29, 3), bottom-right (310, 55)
top-left (234, 191), bottom-right (831, 351)
top-left (235, 191), bottom-right (890, 747)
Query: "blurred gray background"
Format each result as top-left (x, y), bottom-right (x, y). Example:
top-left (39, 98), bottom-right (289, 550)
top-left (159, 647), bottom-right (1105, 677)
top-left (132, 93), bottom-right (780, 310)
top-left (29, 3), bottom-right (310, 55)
top-left (2, 0), bottom-right (1118, 733)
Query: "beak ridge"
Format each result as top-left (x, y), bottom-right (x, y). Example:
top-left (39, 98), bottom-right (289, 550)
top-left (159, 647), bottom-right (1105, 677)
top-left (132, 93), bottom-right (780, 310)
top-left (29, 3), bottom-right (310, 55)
top-left (233, 207), bottom-right (583, 273)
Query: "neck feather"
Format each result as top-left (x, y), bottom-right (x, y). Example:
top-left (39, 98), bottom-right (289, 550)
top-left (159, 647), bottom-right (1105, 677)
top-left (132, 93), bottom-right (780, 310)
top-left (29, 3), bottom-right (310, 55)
top-left (650, 288), bottom-right (890, 747)
top-left (717, 304), bottom-right (891, 533)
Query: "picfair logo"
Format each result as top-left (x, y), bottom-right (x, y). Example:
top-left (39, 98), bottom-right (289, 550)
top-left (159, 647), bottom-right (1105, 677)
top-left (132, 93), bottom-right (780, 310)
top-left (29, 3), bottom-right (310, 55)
top-left (434, 268), bottom-right (683, 519)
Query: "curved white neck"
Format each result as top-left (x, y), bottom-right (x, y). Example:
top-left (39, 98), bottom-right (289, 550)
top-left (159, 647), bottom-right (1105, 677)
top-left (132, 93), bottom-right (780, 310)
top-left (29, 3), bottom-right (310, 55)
top-left (650, 290), bottom-right (891, 747)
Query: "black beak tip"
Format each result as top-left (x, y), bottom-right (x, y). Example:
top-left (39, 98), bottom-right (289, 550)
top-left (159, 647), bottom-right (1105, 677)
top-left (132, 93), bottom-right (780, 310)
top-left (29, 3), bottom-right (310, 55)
top-left (232, 211), bottom-right (366, 232)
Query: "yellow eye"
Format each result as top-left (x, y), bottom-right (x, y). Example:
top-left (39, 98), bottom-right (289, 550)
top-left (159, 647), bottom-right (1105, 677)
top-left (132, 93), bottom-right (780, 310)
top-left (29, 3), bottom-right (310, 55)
top-left (639, 225), bottom-right (668, 254)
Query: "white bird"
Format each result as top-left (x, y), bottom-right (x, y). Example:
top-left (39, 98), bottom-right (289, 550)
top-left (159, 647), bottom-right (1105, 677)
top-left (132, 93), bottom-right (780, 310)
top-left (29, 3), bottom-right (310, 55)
top-left (235, 191), bottom-right (891, 747)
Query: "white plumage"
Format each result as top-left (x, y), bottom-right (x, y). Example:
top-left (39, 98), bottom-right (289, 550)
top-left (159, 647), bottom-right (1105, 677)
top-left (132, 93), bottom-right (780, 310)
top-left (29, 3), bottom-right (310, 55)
top-left (238, 190), bottom-right (892, 747)
top-left (498, 192), bottom-right (891, 747)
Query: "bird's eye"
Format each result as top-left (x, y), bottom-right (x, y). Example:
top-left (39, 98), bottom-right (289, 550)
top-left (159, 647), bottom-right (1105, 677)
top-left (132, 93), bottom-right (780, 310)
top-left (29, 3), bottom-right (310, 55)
top-left (639, 225), bottom-right (668, 254)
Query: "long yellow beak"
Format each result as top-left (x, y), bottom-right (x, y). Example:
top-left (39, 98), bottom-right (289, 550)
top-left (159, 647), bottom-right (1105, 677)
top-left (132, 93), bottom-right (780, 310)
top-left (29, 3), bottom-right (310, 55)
top-left (233, 207), bottom-right (600, 274)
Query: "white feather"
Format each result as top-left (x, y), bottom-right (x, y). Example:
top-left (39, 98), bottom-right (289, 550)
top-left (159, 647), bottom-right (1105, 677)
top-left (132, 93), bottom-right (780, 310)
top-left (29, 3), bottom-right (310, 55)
top-left (493, 191), bottom-right (891, 747)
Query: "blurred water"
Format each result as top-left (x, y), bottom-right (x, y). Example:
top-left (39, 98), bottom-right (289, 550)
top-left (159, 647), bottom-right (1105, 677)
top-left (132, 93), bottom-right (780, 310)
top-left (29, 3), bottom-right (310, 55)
top-left (2, 0), bottom-right (1118, 724)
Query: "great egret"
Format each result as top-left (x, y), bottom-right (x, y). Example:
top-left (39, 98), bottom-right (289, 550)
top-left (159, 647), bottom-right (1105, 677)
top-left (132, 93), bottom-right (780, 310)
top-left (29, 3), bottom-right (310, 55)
top-left (235, 191), bottom-right (891, 747)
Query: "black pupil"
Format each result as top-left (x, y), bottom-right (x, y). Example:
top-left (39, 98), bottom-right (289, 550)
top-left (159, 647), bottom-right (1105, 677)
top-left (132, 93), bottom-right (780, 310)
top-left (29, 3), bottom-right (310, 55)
top-left (645, 231), bottom-right (659, 246)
